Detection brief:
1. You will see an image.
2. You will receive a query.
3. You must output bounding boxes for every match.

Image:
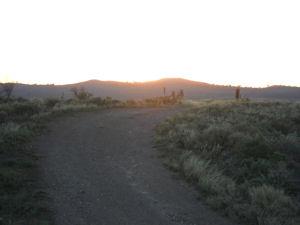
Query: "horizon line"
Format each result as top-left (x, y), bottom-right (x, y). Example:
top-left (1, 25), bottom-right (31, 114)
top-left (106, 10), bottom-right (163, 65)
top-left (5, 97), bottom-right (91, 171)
top-left (3, 77), bottom-right (300, 88)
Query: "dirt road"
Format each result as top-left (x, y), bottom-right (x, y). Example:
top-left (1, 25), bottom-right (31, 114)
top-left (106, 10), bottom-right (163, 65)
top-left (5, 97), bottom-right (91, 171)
top-left (35, 107), bottom-right (235, 225)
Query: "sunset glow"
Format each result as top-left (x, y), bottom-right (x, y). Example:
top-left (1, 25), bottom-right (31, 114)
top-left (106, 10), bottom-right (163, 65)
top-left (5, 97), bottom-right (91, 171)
top-left (0, 1), bottom-right (299, 87)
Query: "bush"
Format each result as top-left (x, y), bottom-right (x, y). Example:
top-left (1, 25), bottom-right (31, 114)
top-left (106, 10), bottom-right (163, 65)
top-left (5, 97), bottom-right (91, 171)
top-left (0, 122), bottom-right (32, 152)
top-left (88, 97), bottom-right (103, 106)
top-left (249, 185), bottom-right (297, 225)
top-left (156, 100), bottom-right (300, 225)
top-left (44, 97), bottom-right (61, 108)
top-left (70, 87), bottom-right (92, 101)
top-left (0, 101), bottom-right (44, 122)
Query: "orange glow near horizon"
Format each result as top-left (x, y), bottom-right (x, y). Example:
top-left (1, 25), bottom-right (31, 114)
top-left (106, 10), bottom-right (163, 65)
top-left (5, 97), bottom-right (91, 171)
top-left (1, 1), bottom-right (300, 88)
top-left (1, 73), bottom-right (299, 88)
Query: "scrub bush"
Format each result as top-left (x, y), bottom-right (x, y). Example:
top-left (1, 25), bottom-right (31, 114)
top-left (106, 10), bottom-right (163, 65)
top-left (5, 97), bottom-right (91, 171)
top-left (156, 100), bottom-right (300, 225)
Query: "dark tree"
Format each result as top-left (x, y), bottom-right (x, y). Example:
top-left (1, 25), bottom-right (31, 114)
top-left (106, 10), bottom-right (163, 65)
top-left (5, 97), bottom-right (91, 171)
top-left (179, 89), bottom-right (184, 98)
top-left (235, 86), bottom-right (241, 100)
top-left (163, 87), bottom-right (166, 96)
top-left (0, 82), bottom-right (15, 99)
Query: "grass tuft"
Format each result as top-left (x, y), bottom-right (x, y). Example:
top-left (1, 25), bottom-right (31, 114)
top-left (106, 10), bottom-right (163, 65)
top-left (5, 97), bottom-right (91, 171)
top-left (156, 100), bottom-right (300, 225)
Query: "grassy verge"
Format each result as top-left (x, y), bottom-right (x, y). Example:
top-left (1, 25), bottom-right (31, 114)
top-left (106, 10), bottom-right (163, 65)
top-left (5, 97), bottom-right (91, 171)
top-left (1, 100), bottom-right (50, 225)
top-left (156, 100), bottom-right (300, 225)
top-left (0, 94), bottom-right (182, 225)
top-left (0, 98), bottom-right (112, 225)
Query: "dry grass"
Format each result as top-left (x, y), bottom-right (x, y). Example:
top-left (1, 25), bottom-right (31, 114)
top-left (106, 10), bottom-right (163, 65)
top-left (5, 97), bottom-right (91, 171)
top-left (156, 100), bottom-right (300, 225)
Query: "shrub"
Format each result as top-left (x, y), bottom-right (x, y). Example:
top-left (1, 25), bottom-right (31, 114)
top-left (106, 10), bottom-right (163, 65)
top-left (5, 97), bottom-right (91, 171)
top-left (249, 185), bottom-right (297, 225)
top-left (0, 122), bottom-right (32, 152)
top-left (179, 152), bottom-right (236, 196)
top-left (0, 82), bottom-right (15, 99)
top-left (70, 87), bottom-right (92, 101)
top-left (88, 97), bottom-right (103, 106)
top-left (44, 97), bottom-right (61, 108)
top-left (125, 99), bottom-right (138, 107)
top-left (1, 101), bottom-right (44, 121)
top-left (156, 100), bottom-right (300, 225)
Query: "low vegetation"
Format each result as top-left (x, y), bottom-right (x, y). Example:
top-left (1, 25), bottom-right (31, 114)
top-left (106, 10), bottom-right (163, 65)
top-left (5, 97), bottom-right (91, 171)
top-left (156, 100), bottom-right (300, 225)
top-left (0, 85), bottom-right (183, 224)
top-left (0, 97), bottom-right (108, 224)
top-left (0, 99), bottom-right (51, 225)
top-left (124, 94), bottom-right (184, 107)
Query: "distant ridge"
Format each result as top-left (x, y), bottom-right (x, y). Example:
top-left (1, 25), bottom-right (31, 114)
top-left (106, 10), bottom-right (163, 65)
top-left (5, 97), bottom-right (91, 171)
top-left (11, 78), bottom-right (300, 100)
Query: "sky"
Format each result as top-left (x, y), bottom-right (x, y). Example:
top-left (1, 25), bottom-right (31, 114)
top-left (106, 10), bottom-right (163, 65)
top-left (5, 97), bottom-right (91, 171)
top-left (0, 0), bottom-right (299, 87)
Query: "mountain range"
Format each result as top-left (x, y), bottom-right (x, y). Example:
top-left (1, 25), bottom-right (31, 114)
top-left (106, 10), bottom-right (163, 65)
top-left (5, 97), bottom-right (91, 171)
top-left (11, 78), bottom-right (300, 101)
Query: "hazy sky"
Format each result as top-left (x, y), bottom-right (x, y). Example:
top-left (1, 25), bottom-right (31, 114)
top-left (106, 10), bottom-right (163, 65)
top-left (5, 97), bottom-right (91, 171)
top-left (0, 0), bottom-right (299, 87)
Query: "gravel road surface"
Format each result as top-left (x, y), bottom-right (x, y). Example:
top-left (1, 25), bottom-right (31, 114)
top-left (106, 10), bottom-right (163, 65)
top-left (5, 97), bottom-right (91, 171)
top-left (35, 107), bottom-right (236, 225)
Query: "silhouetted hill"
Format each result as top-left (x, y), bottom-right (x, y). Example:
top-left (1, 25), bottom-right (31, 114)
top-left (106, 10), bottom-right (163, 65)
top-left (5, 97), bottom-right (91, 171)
top-left (11, 78), bottom-right (300, 101)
